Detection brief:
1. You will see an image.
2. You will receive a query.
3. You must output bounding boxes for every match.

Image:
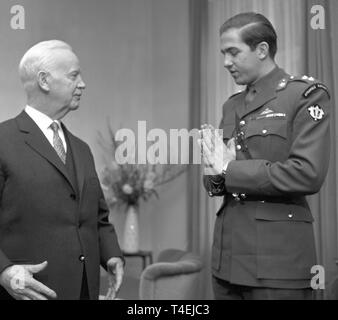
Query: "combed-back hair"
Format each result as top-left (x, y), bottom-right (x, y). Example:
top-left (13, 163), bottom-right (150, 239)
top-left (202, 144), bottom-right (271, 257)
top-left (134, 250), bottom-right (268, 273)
top-left (220, 12), bottom-right (277, 59)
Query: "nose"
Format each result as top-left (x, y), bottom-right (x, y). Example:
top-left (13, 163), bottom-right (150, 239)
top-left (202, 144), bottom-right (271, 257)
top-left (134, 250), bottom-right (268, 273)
top-left (224, 54), bottom-right (233, 69)
top-left (78, 75), bottom-right (86, 90)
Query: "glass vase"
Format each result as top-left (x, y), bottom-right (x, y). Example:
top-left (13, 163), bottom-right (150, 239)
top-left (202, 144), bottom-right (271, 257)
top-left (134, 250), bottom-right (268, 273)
top-left (123, 205), bottom-right (139, 253)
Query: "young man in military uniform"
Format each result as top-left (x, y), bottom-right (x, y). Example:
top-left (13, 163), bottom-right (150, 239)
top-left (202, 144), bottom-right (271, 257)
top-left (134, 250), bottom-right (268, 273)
top-left (199, 12), bottom-right (330, 300)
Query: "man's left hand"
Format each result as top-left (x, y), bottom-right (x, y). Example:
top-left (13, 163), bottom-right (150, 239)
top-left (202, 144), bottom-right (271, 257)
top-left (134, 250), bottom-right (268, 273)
top-left (199, 124), bottom-right (236, 175)
top-left (105, 257), bottom-right (124, 300)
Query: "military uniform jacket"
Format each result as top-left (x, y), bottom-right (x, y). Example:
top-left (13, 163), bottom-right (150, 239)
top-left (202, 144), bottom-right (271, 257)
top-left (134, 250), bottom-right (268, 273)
top-left (204, 67), bottom-right (330, 288)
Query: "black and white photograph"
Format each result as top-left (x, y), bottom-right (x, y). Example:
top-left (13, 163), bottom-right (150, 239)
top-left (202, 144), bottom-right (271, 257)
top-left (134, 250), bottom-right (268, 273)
top-left (0, 0), bottom-right (337, 307)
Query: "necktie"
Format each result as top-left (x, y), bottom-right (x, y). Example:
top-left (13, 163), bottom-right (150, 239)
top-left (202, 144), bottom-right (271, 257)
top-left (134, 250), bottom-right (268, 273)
top-left (50, 121), bottom-right (66, 164)
top-left (245, 85), bottom-right (257, 106)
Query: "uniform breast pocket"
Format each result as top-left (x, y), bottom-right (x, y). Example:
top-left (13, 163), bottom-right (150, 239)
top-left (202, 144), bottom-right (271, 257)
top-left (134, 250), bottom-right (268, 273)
top-left (245, 118), bottom-right (289, 161)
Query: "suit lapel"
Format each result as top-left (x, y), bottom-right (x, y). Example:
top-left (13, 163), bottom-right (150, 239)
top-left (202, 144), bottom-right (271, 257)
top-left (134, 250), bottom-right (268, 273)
top-left (16, 111), bottom-right (77, 194)
top-left (62, 126), bottom-right (86, 201)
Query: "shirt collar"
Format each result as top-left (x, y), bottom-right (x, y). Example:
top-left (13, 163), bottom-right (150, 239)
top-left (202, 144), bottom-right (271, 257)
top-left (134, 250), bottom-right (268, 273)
top-left (25, 105), bottom-right (61, 131)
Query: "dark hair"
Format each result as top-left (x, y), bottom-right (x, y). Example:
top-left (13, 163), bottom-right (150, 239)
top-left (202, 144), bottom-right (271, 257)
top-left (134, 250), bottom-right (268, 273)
top-left (220, 12), bottom-right (277, 59)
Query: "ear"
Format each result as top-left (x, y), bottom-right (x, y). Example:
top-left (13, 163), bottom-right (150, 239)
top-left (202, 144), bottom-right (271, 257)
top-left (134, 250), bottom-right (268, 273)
top-left (37, 71), bottom-right (50, 92)
top-left (256, 42), bottom-right (270, 60)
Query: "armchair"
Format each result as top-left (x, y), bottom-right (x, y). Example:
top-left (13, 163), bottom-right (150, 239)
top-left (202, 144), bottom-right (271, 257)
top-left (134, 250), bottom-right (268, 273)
top-left (139, 248), bottom-right (203, 300)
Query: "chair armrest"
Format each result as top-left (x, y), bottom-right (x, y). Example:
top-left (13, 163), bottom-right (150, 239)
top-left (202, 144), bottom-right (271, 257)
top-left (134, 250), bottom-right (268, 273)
top-left (141, 259), bottom-right (203, 281)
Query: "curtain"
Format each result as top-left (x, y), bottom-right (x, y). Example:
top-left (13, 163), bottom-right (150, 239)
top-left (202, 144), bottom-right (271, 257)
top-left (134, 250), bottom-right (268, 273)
top-left (188, 0), bottom-right (214, 299)
top-left (305, 0), bottom-right (338, 300)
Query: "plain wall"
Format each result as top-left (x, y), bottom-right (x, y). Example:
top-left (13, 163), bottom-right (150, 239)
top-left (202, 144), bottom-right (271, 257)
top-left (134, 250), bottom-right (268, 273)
top-left (0, 0), bottom-right (190, 260)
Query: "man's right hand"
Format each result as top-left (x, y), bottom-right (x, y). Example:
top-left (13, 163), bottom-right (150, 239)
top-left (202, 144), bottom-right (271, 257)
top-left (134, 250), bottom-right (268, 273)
top-left (0, 261), bottom-right (57, 300)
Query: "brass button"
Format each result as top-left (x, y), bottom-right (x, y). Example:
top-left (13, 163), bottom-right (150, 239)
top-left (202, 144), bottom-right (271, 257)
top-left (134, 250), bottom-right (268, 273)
top-left (208, 191), bottom-right (213, 197)
top-left (288, 214), bottom-right (293, 219)
top-left (79, 255), bottom-right (85, 262)
top-left (232, 193), bottom-right (240, 201)
top-left (236, 145), bottom-right (242, 151)
top-left (239, 120), bottom-right (246, 127)
top-left (262, 129), bottom-right (268, 135)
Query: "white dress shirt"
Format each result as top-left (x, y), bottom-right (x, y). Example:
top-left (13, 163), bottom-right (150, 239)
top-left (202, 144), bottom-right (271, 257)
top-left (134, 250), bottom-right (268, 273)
top-left (24, 105), bottom-right (67, 152)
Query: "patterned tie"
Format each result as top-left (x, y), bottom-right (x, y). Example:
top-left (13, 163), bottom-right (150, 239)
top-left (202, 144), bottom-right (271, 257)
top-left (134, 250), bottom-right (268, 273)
top-left (50, 121), bottom-right (66, 164)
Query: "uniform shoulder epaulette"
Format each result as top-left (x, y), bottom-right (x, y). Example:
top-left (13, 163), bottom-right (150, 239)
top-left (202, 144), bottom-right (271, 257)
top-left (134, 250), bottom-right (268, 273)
top-left (228, 89), bottom-right (244, 100)
top-left (276, 75), bottom-right (330, 99)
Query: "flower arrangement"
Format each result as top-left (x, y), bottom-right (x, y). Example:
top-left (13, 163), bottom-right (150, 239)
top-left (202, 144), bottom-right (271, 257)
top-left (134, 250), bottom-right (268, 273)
top-left (99, 125), bottom-right (187, 211)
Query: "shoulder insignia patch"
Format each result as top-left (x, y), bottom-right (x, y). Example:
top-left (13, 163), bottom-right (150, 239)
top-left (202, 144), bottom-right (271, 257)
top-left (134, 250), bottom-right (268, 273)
top-left (303, 83), bottom-right (330, 99)
top-left (276, 75), bottom-right (330, 99)
top-left (307, 105), bottom-right (325, 122)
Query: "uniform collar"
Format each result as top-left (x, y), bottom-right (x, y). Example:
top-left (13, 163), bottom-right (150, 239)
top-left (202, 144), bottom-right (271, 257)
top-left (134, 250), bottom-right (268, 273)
top-left (236, 66), bottom-right (288, 119)
top-left (247, 66), bottom-right (282, 94)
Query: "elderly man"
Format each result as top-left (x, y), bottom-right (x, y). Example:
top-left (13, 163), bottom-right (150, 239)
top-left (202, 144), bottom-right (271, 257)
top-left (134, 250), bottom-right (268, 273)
top-left (0, 40), bottom-right (124, 300)
top-left (200, 12), bottom-right (330, 300)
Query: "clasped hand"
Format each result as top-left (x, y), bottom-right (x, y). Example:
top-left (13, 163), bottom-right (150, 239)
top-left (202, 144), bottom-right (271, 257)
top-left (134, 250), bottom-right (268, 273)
top-left (198, 124), bottom-right (236, 175)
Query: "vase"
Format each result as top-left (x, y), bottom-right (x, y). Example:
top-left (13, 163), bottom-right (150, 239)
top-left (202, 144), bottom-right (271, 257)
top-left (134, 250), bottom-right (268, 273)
top-left (123, 205), bottom-right (139, 253)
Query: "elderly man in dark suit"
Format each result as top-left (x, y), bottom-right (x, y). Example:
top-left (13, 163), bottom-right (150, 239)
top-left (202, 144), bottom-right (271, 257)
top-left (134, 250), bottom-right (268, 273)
top-left (200, 12), bottom-right (330, 300)
top-left (0, 40), bottom-right (124, 300)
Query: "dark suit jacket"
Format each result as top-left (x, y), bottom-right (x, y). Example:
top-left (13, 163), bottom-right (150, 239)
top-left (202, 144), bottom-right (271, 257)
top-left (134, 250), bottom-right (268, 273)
top-left (204, 67), bottom-right (330, 288)
top-left (0, 111), bottom-right (122, 299)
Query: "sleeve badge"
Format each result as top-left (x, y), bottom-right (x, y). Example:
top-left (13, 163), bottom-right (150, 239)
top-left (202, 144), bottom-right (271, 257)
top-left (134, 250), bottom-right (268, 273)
top-left (307, 105), bottom-right (325, 122)
top-left (303, 83), bottom-right (330, 99)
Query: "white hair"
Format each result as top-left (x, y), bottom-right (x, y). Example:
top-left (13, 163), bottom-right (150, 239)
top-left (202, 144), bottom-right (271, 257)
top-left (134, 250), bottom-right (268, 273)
top-left (18, 40), bottom-right (73, 91)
